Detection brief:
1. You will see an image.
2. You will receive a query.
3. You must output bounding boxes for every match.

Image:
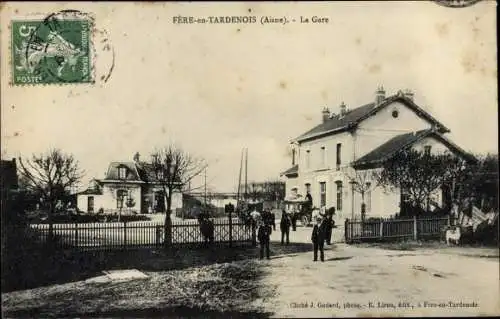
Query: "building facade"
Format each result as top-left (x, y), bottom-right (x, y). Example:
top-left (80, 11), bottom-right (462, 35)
top-left (281, 87), bottom-right (472, 222)
top-left (77, 159), bottom-right (182, 214)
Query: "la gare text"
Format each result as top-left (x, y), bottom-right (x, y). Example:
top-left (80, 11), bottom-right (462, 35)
top-left (172, 15), bottom-right (330, 25)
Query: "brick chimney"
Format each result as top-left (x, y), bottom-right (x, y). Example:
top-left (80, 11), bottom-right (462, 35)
top-left (404, 89), bottom-right (414, 101)
top-left (339, 101), bottom-right (347, 117)
top-left (375, 85), bottom-right (386, 105)
top-left (322, 107), bottom-right (331, 123)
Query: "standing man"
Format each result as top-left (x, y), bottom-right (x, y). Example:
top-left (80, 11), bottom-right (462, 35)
top-left (311, 216), bottom-right (326, 262)
top-left (258, 219), bottom-right (272, 260)
top-left (325, 207), bottom-right (336, 245)
top-left (291, 206), bottom-right (298, 231)
top-left (280, 210), bottom-right (292, 245)
top-left (305, 191), bottom-right (313, 210)
top-left (270, 210), bottom-right (276, 231)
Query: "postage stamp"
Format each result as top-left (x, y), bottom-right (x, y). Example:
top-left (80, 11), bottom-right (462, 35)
top-left (11, 10), bottom-right (93, 85)
top-left (433, 0), bottom-right (483, 8)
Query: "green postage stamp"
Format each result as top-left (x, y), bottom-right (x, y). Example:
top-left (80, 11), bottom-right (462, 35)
top-left (11, 10), bottom-right (93, 85)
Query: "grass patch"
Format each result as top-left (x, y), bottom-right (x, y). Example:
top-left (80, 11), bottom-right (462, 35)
top-left (1, 260), bottom-right (273, 318)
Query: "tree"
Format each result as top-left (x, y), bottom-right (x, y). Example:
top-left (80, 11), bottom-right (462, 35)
top-left (262, 180), bottom-right (286, 202)
top-left (125, 195), bottom-right (136, 214)
top-left (239, 180), bottom-right (285, 202)
top-left (443, 153), bottom-right (498, 220)
top-left (17, 149), bottom-right (84, 242)
top-left (248, 182), bottom-right (262, 202)
top-left (469, 153), bottom-right (498, 211)
top-left (347, 170), bottom-right (379, 221)
top-left (150, 145), bottom-right (206, 245)
top-left (375, 149), bottom-right (456, 216)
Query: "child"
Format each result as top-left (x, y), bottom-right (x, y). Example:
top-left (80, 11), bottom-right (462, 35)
top-left (258, 220), bottom-right (272, 260)
top-left (280, 211), bottom-right (292, 245)
top-left (311, 216), bottom-right (326, 262)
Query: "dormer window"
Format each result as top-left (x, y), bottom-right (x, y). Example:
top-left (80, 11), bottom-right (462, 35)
top-left (424, 145), bottom-right (432, 156)
top-left (157, 170), bottom-right (164, 180)
top-left (118, 167), bottom-right (127, 179)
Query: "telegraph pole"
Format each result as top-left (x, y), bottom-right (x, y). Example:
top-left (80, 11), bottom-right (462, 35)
top-left (236, 149), bottom-right (244, 210)
top-left (204, 166), bottom-right (207, 207)
top-left (244, 148), bottom-right (248, 200)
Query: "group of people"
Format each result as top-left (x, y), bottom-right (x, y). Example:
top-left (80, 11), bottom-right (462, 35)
top-left (256, 206), bottom-right (336, 261)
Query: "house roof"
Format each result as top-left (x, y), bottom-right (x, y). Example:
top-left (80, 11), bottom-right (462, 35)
top-left (352, 129), bottom-right (476, 169)
top-left (135, 162), bottom-right (182, 183)
top-left (280, 164), bottom-right (298, 177)
top-left (104, 162), bottom-right (142, 181)
top-left (77, 188), bottom-right (103, 195)
top-left (294, 93), bottom-right (450, 143)
top-left (101, 161), bottom-right (182, 184)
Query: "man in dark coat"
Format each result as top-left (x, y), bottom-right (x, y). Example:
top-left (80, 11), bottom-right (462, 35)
top-left (324, 207), bottom-right (336, 245)
top-left (311, 216), bottom-right (326, 262)
top-left (258, 220), bottom-right (272, 260)
top-left (305, 192), bottom-right (313, 210)
top-left (280, 210), bottom-right (292, 245)
top-left (263, 210), bottom-right (276, 231)
top-left (291, 207), bottom-right (298, 231)
top-left (270, 210), bottom-right (276, 231)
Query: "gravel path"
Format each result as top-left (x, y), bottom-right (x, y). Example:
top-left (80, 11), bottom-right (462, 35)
top-left (250, 226), bottom-right (500, 317)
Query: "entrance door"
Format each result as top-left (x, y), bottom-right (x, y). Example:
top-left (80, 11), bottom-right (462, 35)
top-left (88, 196), bottom-right (95, 213)
top-left (154, 191), bottom-right (166, 213)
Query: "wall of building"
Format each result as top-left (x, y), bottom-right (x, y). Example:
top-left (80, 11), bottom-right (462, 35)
top-left (355, 101), bottom-right (434, 159)
top-left (285, 100), bottom-right (456, 222)
top-left (100, 184), bottom-right (142, 214)
top-left (297, 131), bottom-right (354, 174)
top-left (77, 185), bottom-right (182, 214)
top-left (412, 136), bottom-right (452, 154)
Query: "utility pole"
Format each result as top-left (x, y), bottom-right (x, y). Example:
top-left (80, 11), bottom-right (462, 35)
top-left (245, 148), bottom-right (248, 201)
top-left (236, 149), bottom-right (244, 210)
top-left (204, 166), bottom-right (207, 207)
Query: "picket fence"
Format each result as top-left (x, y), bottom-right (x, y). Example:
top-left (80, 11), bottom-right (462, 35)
top-left (344, 216), bottom-right (453, 243)
top-left (26, 217), bottom-right (256, 251)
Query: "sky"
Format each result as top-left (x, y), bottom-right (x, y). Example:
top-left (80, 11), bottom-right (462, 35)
top-left (1, 1), bottom-right (497, 192)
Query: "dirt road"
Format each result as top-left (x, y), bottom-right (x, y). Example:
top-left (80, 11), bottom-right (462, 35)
top-left (251, 225), bottom-right (500, 317)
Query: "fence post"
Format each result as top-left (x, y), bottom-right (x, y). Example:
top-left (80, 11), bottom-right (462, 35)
top-left (229, 210), bottom-right (233, 247)
top-left (75, 222), bottom-right (79, 247)
top-left (156, 224), bottom-right (162, 246)
top-left (379, 219), bottom-right (383, 239)
top-left (123, 221), bottom-right (127, 246)
top-left (413, 215), bottom-right (418, 240)
top-left (447, 215), bottom-right (451, 227)
top-left (344, 219), bottom-right (349, 243)
top-left (252, 223), bottom-right (257, 247)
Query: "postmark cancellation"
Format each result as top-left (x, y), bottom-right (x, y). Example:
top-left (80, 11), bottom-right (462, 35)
top-left (10, 10), bottom-right (94, 85)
